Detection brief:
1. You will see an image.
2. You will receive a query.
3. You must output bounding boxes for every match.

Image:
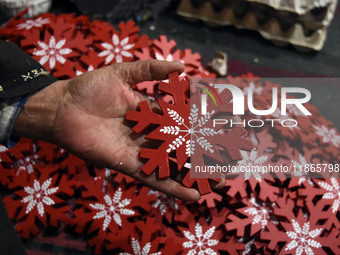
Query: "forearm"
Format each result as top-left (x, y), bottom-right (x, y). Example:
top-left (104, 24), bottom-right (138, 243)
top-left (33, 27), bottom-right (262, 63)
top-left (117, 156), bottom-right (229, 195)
top-left (12, 80), bottom-right (67, 143)
top-left (0, 96), bottom-right (27, 146)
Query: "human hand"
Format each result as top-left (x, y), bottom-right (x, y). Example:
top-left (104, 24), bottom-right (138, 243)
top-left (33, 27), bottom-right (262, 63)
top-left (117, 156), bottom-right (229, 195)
top-left (13, 60), bottom-right (224, 201)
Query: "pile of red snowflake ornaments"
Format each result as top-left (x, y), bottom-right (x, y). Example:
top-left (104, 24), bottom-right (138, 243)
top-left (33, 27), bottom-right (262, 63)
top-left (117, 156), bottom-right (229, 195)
top-left (0, 11), bottom-right (339, 254)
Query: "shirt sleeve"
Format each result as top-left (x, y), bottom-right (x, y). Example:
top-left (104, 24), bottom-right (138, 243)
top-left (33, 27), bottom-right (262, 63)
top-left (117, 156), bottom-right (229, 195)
top-left (0, 95), bottom-right (28, 147)
top-left (0, 40), bottom-right (57, 147)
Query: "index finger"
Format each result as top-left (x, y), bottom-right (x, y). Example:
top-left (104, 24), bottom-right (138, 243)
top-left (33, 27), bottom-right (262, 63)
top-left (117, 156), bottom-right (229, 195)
top-left (111, 59), bottom-right (185, 85)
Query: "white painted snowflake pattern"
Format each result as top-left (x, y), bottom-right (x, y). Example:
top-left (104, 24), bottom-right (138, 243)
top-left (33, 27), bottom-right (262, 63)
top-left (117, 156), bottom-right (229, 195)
top-left (318, 177), bottom-right (340, 213)
top-left (313, 125), bottom-right (340, 148)
top-left (147, 190), bottom-right (178, 215)
top-left (33, 36), bottom-right (72, 69)
top-left (182, 223), bottom-right (219, 255)
top-left (243, 81), bottom-right (263, 95)
top-left (21, 178), bottom-right (58, 217)
top-left (17, 17), bottom-right (50, 30)
top-left (89, 187), bottom-right (135, 230)
top-left (244, 198), bottom-right (274, 228)
top-left (98, 34), bottom-right (134, 64)
top-left (160, 104), bottom-right (216, 156)
top-left (290, 154), bottom-right (314, 186)
top-left (285, 219), bottom-right (322, 255)
top-left (235, 150), bottom-right (268, 180)
top-left (119, 237), bottom-right (161, 255)
top-left (76, 65), bottom-right (94, 76)
top-left (12, 154), bottom-right (39, 176)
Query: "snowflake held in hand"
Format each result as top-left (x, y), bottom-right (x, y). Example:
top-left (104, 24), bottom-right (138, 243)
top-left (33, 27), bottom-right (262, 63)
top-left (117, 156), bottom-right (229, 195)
top-left (98, 34), bottom-right (134, 64)
top-left (182, 223), bottom-right (219, 255)
top-left (33, 36), bottom-right (72, 69)
top-left (285, 219), bottom-right (322, 255)
top-left (17, 17), bottom-right (50, 30)
top-left (244, 198), bottom-right (274, 228)
top-left (90, 187), bottom-right (135, 230)
top-left (21, 178), bottom-right (58, 217)
top-left (161, 104), bottom-right (216, 156)
top-left (236, 150), bottom-right (268, 180)
top-left (126, 73), bottom-right (252, 194)
top-left (147, 190), bottom-right (178, 215)
top-left (318, 178), bottom-right (340, 213)
top-left (120, 237), bottom-right (161, 255)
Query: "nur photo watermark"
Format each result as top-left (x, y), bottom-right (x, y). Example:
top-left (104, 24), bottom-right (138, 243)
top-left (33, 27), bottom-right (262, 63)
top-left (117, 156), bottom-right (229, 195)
top-left (189, 77), bottom-right (340, 180)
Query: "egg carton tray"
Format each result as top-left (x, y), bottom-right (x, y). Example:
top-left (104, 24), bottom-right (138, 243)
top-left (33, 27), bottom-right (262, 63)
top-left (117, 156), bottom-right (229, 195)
top-left (184, 0), bottom-right (337, 30)
top-left (177, 0), bottom-right (338, 51)
top-left (243, 0), bottom-right (336, 15)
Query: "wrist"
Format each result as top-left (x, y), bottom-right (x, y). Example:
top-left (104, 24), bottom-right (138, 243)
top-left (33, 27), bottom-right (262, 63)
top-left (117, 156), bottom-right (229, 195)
top-left (12, 80), bottom-right (68, 143)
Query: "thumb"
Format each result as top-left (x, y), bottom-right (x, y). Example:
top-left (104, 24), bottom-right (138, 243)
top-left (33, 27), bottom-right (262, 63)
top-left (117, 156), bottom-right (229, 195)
top-left (112, 59), bottom-right (185, 85)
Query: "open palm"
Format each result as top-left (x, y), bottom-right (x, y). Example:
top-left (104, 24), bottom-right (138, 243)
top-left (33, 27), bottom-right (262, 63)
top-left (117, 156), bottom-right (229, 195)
top-left (14, 60), bottom-right (223, 201)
